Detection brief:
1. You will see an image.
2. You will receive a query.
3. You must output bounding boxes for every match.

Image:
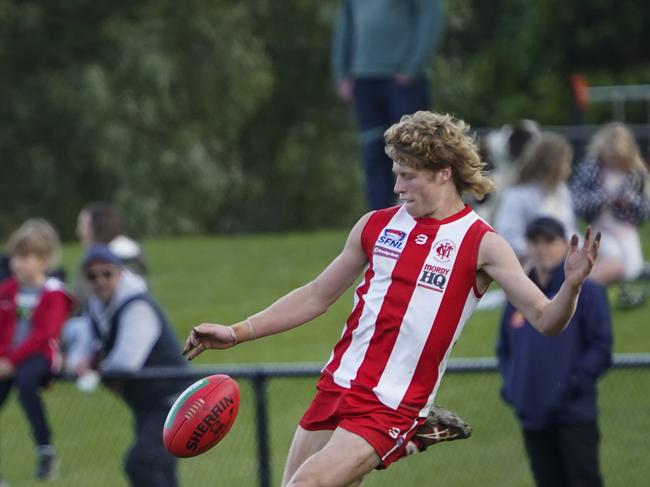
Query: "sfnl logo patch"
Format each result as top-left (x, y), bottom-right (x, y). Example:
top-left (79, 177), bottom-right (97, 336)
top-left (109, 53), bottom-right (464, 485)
top-left (377, 229), bottom-right (406, 249)
top-left (374, 228), bottom-right (407, 260)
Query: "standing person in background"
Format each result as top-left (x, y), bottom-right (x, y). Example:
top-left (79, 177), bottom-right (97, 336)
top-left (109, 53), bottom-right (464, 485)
top-left (0, 219), bottom-right (74, 481)
top-left (497, 216), bottom-right (612, 487)
top-left (76, 202), bottom-right (147, 276)
top-left (494, 132), bottom-right (577, 264)
top-left (332, 0), bottom-right (445, 210)
top-left (571, 122), bottom-right (650, 287)
top-left (69, 245), bottom-right (188, 487)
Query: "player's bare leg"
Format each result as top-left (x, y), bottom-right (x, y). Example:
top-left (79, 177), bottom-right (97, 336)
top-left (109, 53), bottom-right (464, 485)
top-left (285, 427), bottom-right (380, 487)
top-left (282, 427), bottom-right (334, 487)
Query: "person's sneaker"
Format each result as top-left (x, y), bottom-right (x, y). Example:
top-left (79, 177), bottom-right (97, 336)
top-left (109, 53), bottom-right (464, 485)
top-left (0, 475), bottom-right (9, 487)
top-left (405, 404), bottom-right (472, 455)
top-left (35, 448), bottom-right (58, 481)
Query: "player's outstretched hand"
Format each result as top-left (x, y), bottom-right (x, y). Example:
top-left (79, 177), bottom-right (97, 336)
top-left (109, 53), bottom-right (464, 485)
top-left (564, 226), bottom-right (601, 289)
top-left (183, 324), bottom-right (236, 361)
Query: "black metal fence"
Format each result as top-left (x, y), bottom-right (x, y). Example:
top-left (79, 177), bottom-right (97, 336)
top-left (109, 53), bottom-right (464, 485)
top-left (1, 355), bottom-right (649, 487)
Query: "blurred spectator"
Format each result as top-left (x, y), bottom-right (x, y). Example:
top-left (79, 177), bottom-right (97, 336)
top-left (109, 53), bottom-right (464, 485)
top-left (69, 244), bottom-right (188, 487)
top-left (76, 202), bottom-right (147, 276)
top-left (494, 132), bottom-right (577, 263)
top-left (474, 119), bottom-right (542, 223)
top-left (571, 122), bottom-right (650, 287)
top-left (331, 0), bottom-right (444, 209)
top-left (497, 216), bottom-right (612, 487)
top-left (0, 219), bottom-right (74, 480)
top-left (508, 120), bottom-right (543, 168)
top-left (0, 255), bottom-right (9, 282)
top-left (63, 202), bottom-right (148, 372)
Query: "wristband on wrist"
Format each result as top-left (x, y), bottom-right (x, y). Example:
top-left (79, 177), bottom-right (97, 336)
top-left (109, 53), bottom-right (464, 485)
top-left (231, 318), bottom-right (256, 344)
top-left (228, 326), bottom-right (238, 347)
top-left (246, 318), bottom-right (256, 340)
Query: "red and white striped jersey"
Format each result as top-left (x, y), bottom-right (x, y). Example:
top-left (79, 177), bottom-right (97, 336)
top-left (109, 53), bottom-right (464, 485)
top-left (319, 204), bottom-right (493, 417)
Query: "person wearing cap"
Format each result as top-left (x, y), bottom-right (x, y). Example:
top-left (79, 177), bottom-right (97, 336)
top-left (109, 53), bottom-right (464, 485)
top-left (69, 244), bottom-right (188, 487)
top-left (497, 216), bottom-right (613, 487)
top-left (62, 202), bottom-right (148, 375)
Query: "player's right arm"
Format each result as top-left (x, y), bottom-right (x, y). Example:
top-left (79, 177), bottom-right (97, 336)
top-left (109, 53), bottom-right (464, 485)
top-left (183, 212), bottom-right (373, 360)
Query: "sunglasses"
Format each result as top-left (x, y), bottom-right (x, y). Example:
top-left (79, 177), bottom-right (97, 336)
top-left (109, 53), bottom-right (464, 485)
top-left (85, 268), bottom-right (117, 282)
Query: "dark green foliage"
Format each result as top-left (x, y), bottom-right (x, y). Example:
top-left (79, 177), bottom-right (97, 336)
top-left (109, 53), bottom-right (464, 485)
top-left (0, 0), bottom-right (647, 239)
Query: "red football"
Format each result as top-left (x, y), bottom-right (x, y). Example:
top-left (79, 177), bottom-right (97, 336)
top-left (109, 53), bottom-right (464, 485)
top-left (163, 374), bottom-right (240, 457)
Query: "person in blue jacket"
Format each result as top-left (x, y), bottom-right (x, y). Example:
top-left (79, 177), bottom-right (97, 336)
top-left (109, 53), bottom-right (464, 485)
top-left (497, 216), bottom-right (612, 487)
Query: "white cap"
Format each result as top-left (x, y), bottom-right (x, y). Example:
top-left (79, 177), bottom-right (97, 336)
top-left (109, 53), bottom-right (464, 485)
top-left (108, 235), bottom-right (142, 260)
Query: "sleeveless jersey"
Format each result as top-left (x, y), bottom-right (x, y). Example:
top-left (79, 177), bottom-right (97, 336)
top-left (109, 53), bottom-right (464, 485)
top-left (319, 204), bottom-right (493, 417)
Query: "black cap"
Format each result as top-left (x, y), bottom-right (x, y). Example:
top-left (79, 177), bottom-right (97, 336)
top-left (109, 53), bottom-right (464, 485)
top-left (525, 216), bottom-right (566, 241)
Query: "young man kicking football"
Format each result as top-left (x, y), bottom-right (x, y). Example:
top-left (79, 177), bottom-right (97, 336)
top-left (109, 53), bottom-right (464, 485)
top-left (183, 111), bottom-right (600, 487)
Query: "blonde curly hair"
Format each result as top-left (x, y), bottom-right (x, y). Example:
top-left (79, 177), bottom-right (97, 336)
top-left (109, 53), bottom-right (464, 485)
top-left (384, 111), bottom-right (494, 199)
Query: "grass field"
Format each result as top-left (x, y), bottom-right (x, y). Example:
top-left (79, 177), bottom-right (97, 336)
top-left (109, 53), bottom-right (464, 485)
top-left (1, 225), bottom-right (648, 486)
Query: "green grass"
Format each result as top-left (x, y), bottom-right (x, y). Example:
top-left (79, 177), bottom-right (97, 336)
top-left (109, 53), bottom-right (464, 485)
top-left (1, 225), bottom-right (648, 486)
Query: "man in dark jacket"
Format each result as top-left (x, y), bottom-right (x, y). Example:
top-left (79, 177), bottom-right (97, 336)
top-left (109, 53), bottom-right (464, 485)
top-left (70, 244), bottom-right (188, 487)
top-left (497, 216), bottom-right (613, 487)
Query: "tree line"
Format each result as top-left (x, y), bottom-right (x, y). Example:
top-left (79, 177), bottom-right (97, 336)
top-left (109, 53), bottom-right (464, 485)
top-left (1, 0), bottom-right (648, 239)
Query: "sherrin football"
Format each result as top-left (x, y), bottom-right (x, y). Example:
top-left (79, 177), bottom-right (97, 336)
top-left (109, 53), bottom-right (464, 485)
top-left (163, 374), bottom-right (240, 457)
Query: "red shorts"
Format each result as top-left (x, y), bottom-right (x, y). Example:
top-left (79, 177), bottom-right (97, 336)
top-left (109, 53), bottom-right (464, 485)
top-left (299, 385), bottom-right (424, 468)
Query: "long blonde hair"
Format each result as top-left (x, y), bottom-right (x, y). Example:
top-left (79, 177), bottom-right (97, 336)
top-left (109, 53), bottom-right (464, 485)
top-left (517, 132), bottom-right (573, 189)
top-left (384, 111), bottom-right (494, 199)
top-left (588, 122), bottom-right (648, 175)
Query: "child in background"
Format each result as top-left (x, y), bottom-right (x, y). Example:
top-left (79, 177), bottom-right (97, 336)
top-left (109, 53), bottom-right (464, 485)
top-left (571, 122), bottom-right (650, 303)
top-left (0, 219), bottom-right (74, 481)
top-left (494, 132), bottom-right (577, 264)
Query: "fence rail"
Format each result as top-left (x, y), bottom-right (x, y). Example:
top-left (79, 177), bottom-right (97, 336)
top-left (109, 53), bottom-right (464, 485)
top-left (68, 352), bottom-right (650, 382)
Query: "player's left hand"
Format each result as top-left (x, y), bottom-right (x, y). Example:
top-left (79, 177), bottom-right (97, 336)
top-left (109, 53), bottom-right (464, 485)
top-left (564, 226), bottom-right (601, 289)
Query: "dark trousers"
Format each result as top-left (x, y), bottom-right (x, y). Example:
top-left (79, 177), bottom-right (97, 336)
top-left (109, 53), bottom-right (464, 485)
top-left (0, 354), bottom-right (51, 446)
top-left (353, 77), bottom-right (430, 210)
top-left (125, 404), bottom-right (177, 487)
top-left (523, 421), bottom-right (603, 487)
